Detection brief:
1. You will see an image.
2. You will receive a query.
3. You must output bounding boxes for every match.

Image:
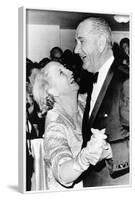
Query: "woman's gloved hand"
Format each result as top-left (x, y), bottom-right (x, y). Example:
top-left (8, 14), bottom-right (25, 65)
top-left (73, 128), bottom-right (112, 172)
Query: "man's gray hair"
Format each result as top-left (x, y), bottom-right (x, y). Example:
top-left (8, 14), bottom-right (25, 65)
top-left (82, 17), bottom-right (112, 46)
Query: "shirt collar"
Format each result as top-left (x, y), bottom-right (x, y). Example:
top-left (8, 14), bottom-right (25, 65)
top-left (99, 56), bottom-right (114, 74)
top-left (97, 56), bottom-right (114, 82)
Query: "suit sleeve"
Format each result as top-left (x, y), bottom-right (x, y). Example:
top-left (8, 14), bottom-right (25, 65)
top-left (119, 79), bottom-right (129, 133)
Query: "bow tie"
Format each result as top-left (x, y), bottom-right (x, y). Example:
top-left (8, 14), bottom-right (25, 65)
top-left (91, 72), bottom-right (99, 83)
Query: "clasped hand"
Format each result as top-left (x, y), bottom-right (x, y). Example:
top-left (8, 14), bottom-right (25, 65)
top-left (80, 128), bottom-right (112, 167)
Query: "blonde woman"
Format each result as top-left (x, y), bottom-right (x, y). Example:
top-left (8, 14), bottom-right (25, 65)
top-left (33, 61), bottom-right (112, 191)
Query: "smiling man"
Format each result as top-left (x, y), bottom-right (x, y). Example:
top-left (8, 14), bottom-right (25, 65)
top-left (75, 17), bottom-right (129, 187)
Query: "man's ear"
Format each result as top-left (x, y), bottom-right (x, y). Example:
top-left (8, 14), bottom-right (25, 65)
top-left (98, 34), bottom-right (107, 53)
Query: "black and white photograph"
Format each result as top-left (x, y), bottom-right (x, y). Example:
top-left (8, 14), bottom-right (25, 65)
top-left (19, 7), bottom-right (130, 193)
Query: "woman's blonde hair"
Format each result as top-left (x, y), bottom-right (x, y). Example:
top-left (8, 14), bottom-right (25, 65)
top-left (32, 68), bottom-right (55, 115)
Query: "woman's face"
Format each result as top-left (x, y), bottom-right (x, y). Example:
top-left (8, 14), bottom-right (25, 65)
top-left (44, 62), bottom-right (79, 96)
top-left (122, 43), bottom-right (129, 56)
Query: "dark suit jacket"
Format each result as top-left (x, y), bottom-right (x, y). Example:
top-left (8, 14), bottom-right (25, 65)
top-left (82, 59), bottom-right (129, 187)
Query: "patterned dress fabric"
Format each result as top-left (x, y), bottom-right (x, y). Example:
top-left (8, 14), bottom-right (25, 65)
top-left (44, 98), bottom-right (85, 190)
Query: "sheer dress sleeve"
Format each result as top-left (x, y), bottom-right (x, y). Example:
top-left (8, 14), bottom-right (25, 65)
top-left (44, 121), bottom-right (74, 186)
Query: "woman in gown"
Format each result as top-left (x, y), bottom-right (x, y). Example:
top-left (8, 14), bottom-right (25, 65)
top-left (32, 61), bottom-right (112, 191)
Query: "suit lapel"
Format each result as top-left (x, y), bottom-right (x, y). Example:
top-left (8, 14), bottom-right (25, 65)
top-left (89, 62), bottom-right (116, 127)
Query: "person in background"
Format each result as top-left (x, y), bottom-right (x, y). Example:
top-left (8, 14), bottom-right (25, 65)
top-left (26, 59), bottom-right (44, 138)
top-left (112, 42), bottom-right (121, 62)
top-left (32, 61), bottom-right (112, 190)
top-left (39, 57), bottom-right (50, 69)
top-left (28, 63), bottom-right (40, 87)
top-left (74, 17), bottom-right (129, 187)
top-left (62, 49), bottom-right (74, 66)
top-left (119, 37), bottom-right (129, 66)
top-left (26, 58), bottom-right (35, 191)
top-left (26, 59), bottom-right (45, 190)
top-left (50, 46), bottom-right (63, 63)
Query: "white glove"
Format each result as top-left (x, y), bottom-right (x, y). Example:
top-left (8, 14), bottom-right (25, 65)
top-left (73, 129), bottom-right (111, 172)
top-left (91, 128), bottom-right (112, 160)
top-left (80, 128), bottom-right (108, 166)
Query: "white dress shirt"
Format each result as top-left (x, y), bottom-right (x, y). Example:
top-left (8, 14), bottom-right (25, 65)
top-left (89, 56), bottom-right (114, 116)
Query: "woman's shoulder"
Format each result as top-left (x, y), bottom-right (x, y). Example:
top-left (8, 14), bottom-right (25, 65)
top-left (44, 109), bottom-right (73, 145)
top-left (45, 109), bottom-right (69, 132)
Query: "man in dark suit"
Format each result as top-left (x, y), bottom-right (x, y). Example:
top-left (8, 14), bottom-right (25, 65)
top-left (74, 17), bottom-right (129, 187)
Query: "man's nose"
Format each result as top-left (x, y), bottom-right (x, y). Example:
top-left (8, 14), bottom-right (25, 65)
top-left (74, 43), bottom-right (80, 54)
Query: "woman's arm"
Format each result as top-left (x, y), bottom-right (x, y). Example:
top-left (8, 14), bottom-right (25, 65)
top-left (44, 122), bottom-right (78, 186)
top-left (58, 158), bottom-right (83, 184)
top-left (58, 128), bottom-right (112, 184)
top-left (44, 121), bottom-right (112, 186)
